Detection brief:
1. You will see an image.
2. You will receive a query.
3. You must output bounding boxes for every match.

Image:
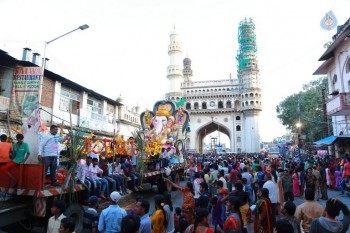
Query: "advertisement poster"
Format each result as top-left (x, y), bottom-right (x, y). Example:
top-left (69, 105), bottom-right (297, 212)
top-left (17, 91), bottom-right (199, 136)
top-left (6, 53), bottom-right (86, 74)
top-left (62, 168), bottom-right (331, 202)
top-left (12, 67), bottom-right (41, 117)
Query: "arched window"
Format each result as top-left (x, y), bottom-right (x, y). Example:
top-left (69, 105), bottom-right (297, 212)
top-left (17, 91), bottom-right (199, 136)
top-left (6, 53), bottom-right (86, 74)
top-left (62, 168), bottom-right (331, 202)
top-left (234, 100), bottom-right (240, 107)
top-left (346, 59), bottom-right (350, 73)
top-left (194, 102), bottom-right (199, 109)
top-left (332, 74), bottom-right (337, 85)
top-left (250, 93), bottom-right (254, 97)
top-left (236, 125), bottom-right (241, 131)
top-left (218, 101), bottom-right (224, 109)
top-left (226, 101), bottom-right (232, 108)
top-left (245, 94), bottom-right (248, 98)
top-left (236, 116), bottom-right (241, 121)
top-left (242, 102), bottom-right (245, 107)
top-left (202, 102), bottom-right (207, 109)
top-left (250, 101), bottom-right (254, 105)
top-left (186, 103), bottom-right (191, 110)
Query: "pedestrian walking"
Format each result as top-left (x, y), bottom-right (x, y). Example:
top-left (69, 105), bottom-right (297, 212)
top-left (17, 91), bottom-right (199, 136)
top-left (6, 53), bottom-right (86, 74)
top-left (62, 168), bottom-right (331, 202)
top-left (98, 191), bottom-right (127, 233)
top-left (295, 188), bottom-right (324, 233)
top-left (82, 196), bottom-right (100, 233)
top-left (135, 199), bottom-right (152, 233)
top-left (150, 194), bottom-right (166, 233)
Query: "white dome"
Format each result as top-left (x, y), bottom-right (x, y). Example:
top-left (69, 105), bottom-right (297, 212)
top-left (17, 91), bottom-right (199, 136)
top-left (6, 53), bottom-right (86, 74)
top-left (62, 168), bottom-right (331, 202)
top-left (116, 95), bottom-right (124, 104)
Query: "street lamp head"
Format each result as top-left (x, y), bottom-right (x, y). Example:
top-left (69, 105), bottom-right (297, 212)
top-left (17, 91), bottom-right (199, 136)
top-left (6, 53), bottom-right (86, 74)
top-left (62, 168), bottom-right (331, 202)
top-left (79, 24), bottom-right (89, 30)
top-left (296, 122), bottom-right (302, 128)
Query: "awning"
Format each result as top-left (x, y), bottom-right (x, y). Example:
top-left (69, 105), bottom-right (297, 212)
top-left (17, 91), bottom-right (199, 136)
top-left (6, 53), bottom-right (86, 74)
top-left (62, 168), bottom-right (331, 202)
top-left (314, 135), bottom-right (338, 146)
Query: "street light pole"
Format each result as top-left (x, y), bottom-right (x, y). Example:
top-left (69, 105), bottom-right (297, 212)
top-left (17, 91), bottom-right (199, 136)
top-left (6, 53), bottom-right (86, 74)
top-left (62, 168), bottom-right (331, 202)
top-left (296, 122), bottom-right (302, 155)
top-left (38, 24), bottom-right (89, 105)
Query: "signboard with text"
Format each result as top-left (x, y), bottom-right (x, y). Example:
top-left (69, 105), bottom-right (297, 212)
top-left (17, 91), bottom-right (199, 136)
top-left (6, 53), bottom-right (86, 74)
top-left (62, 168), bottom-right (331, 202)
top-left (11, 67), bottom-right (41, 116)
top-left (79, 108), bottom-right (107, 130)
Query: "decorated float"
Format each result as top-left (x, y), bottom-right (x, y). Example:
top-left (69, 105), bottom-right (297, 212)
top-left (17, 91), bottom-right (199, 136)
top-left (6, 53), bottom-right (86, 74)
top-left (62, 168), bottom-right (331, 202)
top-left (139, 99), bottom-right (190, 164)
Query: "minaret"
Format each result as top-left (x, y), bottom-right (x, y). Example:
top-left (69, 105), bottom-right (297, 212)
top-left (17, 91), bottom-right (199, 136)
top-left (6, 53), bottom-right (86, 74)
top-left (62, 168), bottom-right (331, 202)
top-left (183, 57), bottom-right (193, 82)
top-left (237, 18), bottom-right (262, 153)
top-left (237, 18), bottom-right (260, 88)
top-left (165, 27), bottom-right (183, 100)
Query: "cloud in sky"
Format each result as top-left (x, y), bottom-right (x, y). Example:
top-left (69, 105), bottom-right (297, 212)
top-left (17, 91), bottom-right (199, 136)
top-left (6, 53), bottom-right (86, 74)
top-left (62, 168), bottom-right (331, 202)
top-left (1, 0), bottom-right (349, 141)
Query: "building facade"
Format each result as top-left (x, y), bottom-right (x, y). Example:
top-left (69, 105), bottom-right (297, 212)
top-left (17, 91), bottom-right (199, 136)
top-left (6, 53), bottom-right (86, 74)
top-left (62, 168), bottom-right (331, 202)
top-left (165, 19), bottom-right (262, 153)
top-left (0, 48), bottom-right (140, 138)
top-left (314, 18), bottom-right (350, 156)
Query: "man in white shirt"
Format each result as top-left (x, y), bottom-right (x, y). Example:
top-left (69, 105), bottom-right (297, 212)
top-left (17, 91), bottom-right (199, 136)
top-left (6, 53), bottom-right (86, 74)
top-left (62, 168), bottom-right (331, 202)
top-left (38, 125), bottom-right (68, 187)
top-left (87, 157), bottom-right (109, 199)
top-left (75, 157), bottom-right (93, 198)
top-left (113, 158), bottom-right (129, 194)
top-left (263, 173), bottom-right (278, 228)
top-left (218, 169), bottom-right (228, 190)
top-left (47, 199), bottom-right (66, 233)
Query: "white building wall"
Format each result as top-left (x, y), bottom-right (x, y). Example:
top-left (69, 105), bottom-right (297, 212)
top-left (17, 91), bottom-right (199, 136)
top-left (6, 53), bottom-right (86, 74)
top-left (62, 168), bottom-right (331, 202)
top-left (243, 113), bottom-right (260, 152)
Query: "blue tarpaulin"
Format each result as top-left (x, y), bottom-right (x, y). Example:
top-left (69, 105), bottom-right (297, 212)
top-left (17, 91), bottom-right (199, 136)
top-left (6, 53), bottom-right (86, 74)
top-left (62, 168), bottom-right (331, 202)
top-left (314, 135), bottom-right (338, 146)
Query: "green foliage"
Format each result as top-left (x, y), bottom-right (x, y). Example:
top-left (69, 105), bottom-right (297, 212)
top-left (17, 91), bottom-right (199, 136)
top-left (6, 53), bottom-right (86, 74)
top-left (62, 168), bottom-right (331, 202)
top-left (132, 131), bottom-right (147, 174)
top-left (276, 77), bottom-right (330, 143)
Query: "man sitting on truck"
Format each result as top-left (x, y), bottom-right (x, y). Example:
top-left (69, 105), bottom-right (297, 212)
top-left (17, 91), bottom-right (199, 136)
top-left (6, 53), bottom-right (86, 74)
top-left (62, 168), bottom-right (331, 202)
top-left (1, 133), bottom-right (30, 187)
top-left (87, 157), bottom-right (109, 199)
top-left (113, 157), bottom-right (129, 195)
top-left (76, 156), bottom-right (93, 198)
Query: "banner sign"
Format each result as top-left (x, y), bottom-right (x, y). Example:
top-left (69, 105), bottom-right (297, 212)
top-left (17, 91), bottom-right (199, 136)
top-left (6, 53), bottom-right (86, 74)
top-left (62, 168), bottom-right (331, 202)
top-left (0, 96), bottom-right (10, 110)
top-left (317, 150), bottom-right (328, 156)
top-left (12, 67), bottom-right (41, 117)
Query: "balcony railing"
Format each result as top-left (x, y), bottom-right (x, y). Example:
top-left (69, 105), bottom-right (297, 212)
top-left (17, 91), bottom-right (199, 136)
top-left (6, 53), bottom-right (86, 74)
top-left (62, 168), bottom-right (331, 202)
top-left (326, 92), bottom-right (350, 116)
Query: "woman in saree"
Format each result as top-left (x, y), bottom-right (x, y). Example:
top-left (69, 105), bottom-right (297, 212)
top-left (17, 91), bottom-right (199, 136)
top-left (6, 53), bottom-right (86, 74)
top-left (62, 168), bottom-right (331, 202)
top-left (292, 169), bottom-right (301, 197)
top-left (335, 165), bottom-right (342, 190)
top-left (165, 178), bottom-right (195, 227)
top-left (254, 188), bottom-right (273, 233)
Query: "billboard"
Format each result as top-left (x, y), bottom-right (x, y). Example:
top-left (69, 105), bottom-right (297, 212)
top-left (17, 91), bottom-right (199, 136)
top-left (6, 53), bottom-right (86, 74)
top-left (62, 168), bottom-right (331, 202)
top-left (11, 67), bottom-right (41, 116)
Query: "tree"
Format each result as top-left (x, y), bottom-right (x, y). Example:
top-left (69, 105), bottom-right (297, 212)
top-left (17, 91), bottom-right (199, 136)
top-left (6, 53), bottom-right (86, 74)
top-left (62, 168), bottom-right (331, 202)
top-left (276, 77), bottom-right (330, 144)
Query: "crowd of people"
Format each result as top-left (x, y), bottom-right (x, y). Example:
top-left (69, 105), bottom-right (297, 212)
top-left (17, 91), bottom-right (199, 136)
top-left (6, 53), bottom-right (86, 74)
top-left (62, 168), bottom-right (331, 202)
top-left (73, 152), bottom-right (350, 233)
top-left (2, 126), bottom-right (350, 233)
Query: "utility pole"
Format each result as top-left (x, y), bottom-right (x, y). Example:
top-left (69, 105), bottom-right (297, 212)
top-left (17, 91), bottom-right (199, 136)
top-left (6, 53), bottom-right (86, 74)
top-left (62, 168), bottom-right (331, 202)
top-left (297, 95), bottom-right (302, 155)
top-left (322, 88), bottom-right (329, 136)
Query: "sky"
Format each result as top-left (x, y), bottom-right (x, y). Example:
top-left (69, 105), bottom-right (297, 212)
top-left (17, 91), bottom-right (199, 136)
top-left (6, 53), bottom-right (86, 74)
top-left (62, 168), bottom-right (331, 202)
top-left (1, 0), bottom-right (349, 142)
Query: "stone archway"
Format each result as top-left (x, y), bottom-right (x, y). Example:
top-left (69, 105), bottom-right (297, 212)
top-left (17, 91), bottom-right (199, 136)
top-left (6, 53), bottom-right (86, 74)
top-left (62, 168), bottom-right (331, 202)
top-left (196, 121), bottom-right (231, 153)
